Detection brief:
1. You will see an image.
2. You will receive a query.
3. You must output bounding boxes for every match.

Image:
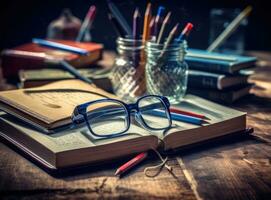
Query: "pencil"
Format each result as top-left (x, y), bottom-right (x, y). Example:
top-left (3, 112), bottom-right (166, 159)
top-left (157, 12), bottom-right (171, 44)
top-left (59, 60), bottom-right (93, 84)
top-left (151, 110), bottom-right (205, 125)
top-left (207, 6), bottom-right (252, 52)
top-left (115, 152), bottom-right (148, 176)
top-left (76, 5), bottom-right (96, 42)
top-left (142, 3), bottom-right (152, 42)
top-left (163, 23), bottom-right (179, 49)
top-left (170, 107), bottom-right (205, 119)
top-left (32, 38), bottom-right (89, 55)
top-left (176, 22), bottom-right (194, 42)
top-left (149, 17), bottom-right (155, 39)
top-left (108, 13), bottom-right (126, 37)
top-left (133, 8), bottom-right (141, 40)
top-left (154, 6), bottom-right (165, 40)
top-left (107, 0), bottom-right (132, 36)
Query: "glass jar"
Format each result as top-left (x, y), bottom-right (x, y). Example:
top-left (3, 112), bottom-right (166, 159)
top-left (145, 41), bottom-right (188, 103)
top-left (110, 37), bottom-right (146, 102)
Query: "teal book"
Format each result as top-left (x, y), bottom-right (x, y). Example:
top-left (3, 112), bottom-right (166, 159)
top-left (186, 49), bottom-right (257, 74)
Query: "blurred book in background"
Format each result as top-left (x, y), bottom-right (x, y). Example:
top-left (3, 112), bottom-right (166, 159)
top-left (186, 49), bottom-right (257, 104)
top-left (1, 40), bottom-right (103, 81)
top-left (19, 68), bottom-right (112, 92)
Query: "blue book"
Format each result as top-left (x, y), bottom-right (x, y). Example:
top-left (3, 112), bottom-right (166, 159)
top-left (185, 49), bottom-right (257, 74)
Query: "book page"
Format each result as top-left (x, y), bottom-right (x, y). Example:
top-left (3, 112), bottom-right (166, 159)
top-left (0, 113), bottom-right (154, 153)
top-left (0, 80), bottom-right (117, 126)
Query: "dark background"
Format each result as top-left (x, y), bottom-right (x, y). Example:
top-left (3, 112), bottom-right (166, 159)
top-left (0, 0), bottom-right (270, 51)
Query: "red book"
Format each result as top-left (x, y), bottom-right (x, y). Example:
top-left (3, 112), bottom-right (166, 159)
top-left (1, 40), bottom-right (103, 80)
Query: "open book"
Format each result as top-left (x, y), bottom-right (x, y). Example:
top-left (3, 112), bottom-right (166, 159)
top-left (0, 80), bottom-right (247, 170)
top-left (0, 80), bottom-right (117, 132)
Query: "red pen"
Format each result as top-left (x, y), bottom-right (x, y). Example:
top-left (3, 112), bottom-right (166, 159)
top-left (115, 152), bottom-right (148, 176)
top-left (170, 107), bottom-right (205, 119)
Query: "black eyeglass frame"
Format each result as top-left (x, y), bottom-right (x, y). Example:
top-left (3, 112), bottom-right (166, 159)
top-left (71, 95), bottom-right (172, 138)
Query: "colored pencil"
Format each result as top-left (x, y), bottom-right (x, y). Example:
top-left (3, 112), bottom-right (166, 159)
top-left (115, 152), bottom-right (148, 176)
top-left (76, 5), bottom-right (96, 42)
top-left (162, 23), bottom-right (179, 50)
top-left (149, 17), bottom-right (155, 39)
top-left (108, 13), bottom-right (126, 37)
top-left (170, 107), bottom-right (205, 119)
top-left (207, 6), bottom-right (252, 52)
top-left (107, 0), bottom-right (132, 36)
top-left (32, 38), bottom-right (89, 55)
top-left (142, 3), bottom-right (152, 42)
top-left (176, 22), bottom-right (194, 42)
top-left (59, 60), bottom-right (93, 84)
top-left (157, 12), bottom-right (171, 44)
top-left (133, 8), bottom-right (141, 40)
top-left (154, 6), bottom-right (165, 40)
top-left (151, 110), bottom-right (204, 125)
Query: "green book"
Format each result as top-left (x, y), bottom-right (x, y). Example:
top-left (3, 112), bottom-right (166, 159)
top-left (19, 68), bottom-right (113, 92)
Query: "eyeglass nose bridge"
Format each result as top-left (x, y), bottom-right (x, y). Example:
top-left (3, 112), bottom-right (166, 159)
top-left (127, 103), bottom-right (138, 112)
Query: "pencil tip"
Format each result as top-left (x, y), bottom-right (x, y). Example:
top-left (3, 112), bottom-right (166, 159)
top-left (114, 169), bottom-right (120, 176)
top-left (157, 6), bottom-right (165, 16)
top-left (164, 12), bottom-right (171, 23)
top-left (134, 7), bottom-right (140, 17)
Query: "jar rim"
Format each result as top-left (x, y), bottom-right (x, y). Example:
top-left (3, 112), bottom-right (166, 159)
top-left (117, 37), bottom-right (143, 43)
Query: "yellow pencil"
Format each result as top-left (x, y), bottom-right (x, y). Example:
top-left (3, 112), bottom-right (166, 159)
top-left (143, 3), bottom-right (152, 42)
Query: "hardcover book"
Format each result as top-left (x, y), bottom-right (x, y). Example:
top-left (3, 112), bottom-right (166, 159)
top-left (188, 70), bottom-right (249, 90)
top-left (0, 80), bottom-right (247, 170)
top-left (1, 40), bottom-right (103, 79)
top-left (188, 84), bottom-right (253, 104)
top-left (19, 68), bottom-right (112, 92)
top-left (186, 49), bottom-right (257, 74)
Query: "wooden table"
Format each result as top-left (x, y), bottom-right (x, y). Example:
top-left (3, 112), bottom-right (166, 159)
top-left (0, 51), bottom-right (270, 200)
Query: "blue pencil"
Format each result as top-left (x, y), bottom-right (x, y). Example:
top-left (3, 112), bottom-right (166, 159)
top-left (32, 38), bottom-right (89, 56)
top-left (151, 110), bottom-right (203, 125)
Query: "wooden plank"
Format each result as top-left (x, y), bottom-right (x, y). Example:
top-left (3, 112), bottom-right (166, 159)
top-left (0, 143), bottom-right (197, 199)
top-left (177, 57), bottom-right (271, 200)
top-left (1, 51), bottom-right (271, 199)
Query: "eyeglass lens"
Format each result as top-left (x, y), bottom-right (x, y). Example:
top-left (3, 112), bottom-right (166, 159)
top-left (86, 101), bottom-right (128, 136)
top-left (138, 96), bottom-right (170, 129)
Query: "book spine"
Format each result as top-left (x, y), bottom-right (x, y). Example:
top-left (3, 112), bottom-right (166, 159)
top-left (185, 60), bottom-right (231, 74)
top-left (1, 55), bottom-right (46, 80)
top-left (188, 73), bottom-right (220, 89)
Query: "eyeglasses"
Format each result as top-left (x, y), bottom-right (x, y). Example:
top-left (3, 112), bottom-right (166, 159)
top-left (71, 95), bottom-right (172, 138)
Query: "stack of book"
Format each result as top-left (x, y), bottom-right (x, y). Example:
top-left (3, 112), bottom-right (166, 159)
top-left (185, 49), bottom-right (257, 104)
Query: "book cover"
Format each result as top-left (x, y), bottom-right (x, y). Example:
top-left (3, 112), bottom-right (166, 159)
top-left (188, 84), bottom-right (253, 104)
top-left (1, 40), bottom-right (103, 80)
top-left (19, 68), bottom-right (113, 92)
top-left (186, 49), bottom-right (257, 74)
top-left (188, 70), bottom-right (249, 90)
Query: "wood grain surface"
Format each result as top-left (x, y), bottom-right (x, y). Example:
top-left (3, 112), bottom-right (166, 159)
top-left (0, 51), bottom-right (270, 200)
